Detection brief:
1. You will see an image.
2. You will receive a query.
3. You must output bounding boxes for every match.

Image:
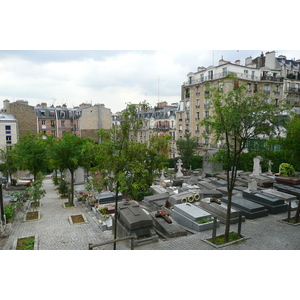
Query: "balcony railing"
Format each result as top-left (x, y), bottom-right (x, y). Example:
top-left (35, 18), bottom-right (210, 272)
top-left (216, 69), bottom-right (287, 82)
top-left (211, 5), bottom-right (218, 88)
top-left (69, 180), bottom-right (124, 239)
top-left (286, 87), bottom-right (300, 94)
top-left (183, 71), bottom-right (261, 86)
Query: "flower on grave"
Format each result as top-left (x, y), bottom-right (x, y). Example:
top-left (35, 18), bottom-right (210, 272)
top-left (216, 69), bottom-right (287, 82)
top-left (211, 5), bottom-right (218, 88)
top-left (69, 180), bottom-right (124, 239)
top-left (26, 182), bottom-right (32, 186)
top-left (157, 210), bottom-right (169, 217)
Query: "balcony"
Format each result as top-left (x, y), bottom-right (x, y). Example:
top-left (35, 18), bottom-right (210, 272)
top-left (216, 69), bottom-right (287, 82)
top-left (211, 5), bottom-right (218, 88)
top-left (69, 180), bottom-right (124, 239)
top-left (261, 76), bottom-right (283, 82)
top-left (286, 87), bottom-right (300, 94)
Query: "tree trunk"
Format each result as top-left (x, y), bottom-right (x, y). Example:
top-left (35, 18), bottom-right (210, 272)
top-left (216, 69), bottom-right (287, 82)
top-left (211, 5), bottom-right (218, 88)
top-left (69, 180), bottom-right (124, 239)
top-left (113, 183), bottom-right (119, 250)
top-left (69, 169), bottom-right (74, 206)
top-left (225, 169), bottom-right (232, 243)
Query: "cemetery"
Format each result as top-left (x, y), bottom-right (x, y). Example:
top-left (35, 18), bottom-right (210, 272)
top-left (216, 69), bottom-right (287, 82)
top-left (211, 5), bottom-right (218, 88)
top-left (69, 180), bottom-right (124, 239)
top-left (1, 151), bottom-right (299, 250)
top-left (67, 154), bottom-right (299, 248)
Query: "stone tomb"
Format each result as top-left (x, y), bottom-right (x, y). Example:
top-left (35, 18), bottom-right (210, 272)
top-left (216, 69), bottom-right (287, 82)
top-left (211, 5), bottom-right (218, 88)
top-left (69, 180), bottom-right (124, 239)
top-left (149, 211), bottom-right (187, 238)
top-left (274, 184), bottom-right (300, 199)
top-left (114, 202), bottom-right (158, 247)
top-left (142, 192), bottom-right (170, 211)
top-left (150, 185), bottom-right (168, 195)
top-left (199, 198), bottom-right (245, 224)
top-left (93, 191), bottom-right (123, 205)
top-left (242, 190), bottom-right (288, 214)
top-left (221, 196), bottom-right (268, 219)
top-left (262, 189), bottom-right (298, 210)
top-left (171, 203), bottom-right (219, 232)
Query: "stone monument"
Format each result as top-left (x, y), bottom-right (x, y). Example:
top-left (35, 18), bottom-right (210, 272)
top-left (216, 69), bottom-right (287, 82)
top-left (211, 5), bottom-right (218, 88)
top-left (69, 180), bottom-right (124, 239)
top-left (176, 159), bottom-right (183, 179)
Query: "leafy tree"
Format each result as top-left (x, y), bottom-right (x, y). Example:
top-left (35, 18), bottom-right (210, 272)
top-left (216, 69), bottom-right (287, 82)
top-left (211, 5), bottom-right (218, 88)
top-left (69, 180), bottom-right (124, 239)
top-left (95, 103), bottom-right (166, 249)
top-left (176, 133), bottom-right (199, 168)
top-left (0, 148), bottom-right (18, 183)
top-left (12, 132), bottom-right (48, 181)
top-left (200, 75), bottom-right (284, 242)
top-left (50, 133), bottom-right (90, 206)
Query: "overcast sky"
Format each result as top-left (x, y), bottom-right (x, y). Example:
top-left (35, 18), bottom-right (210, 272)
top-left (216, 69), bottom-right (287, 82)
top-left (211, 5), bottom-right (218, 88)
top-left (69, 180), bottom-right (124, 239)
top-left (1, 50), bottom-right (299, 113)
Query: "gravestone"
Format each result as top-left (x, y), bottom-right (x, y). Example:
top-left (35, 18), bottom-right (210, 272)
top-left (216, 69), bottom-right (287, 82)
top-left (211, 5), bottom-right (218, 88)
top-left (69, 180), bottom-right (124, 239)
top-left (263, 188), bottom-right (298, 210)
top-left (203, 149), bottom-right (223, 176)
top-left (176, 159), bottom-right (183, 179)
top-left (221, 196), bottom-right (268, 219)
top-left (171, 203), bottom-right (219, 231)
top-left (114, 202), bottom-right (158, 247)
top-left (274, 184), bottom-right (300, 199)
top-left (199, 198), bottom-right (245, 224)
top-left (252, 156), bottom-right (263, 176)
top-left (93, 191), bottom-right (122, 204)
top-left (74, 167), bottom-right (85, 185)
top-left (242, 190), bottom-right (288, 214)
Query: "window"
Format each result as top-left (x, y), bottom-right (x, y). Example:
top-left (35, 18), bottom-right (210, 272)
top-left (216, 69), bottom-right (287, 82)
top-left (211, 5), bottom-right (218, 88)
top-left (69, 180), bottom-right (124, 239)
top-left (196, 112), bottom-right (200, 120)
top-left (51, 121), bottom-right (55, 127)
top-left (41, 111), bottom-right (45, 116)
top-left (208, 70), bottom-right (213, 80)
top-left (196, 99), bottom-right (200, 107)
top-left (264, 84), bottom-right (270, 94)
top-left (61, 121), bottom-right (65, 127)
top-left (200, 74), bottom-right (204, 82)
top-left (5, 125), bottom-right (11, 134)
top-left (222, 67), bottom-right (227, 76)
top-left (247, 83), bottom-right (252, 93)
top-left (218, 82), bottom-right (224, 92)
top-left (42, 120), bottom-right (46, 125)
top-left (6, 136), bottom-right (11, 144)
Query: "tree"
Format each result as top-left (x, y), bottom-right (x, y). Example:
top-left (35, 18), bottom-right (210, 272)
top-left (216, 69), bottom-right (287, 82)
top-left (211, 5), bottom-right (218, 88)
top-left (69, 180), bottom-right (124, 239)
top-left (0, 148), bottom-right (18, 183)
top-left (50, 133), bottom-right (90, 206)
top-left (200, 75), bottom-right (284, 242)
top-left (176, 133), bottom-right (199, 169)
top-left (12, 132), bottom-right (48, 181)
top-left (95, 103), bottom-right (167, 249)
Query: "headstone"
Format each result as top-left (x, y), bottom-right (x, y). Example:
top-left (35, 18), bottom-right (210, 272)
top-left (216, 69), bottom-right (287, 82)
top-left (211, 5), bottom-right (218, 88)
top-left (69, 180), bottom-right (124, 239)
top-left (248, 178), bottom-right (258, 190)
top-left (176, 159), bottom-right (184, 178)
top-left (93, 191), bottom-right (122, 204)
top-left (274, 184), bottom-right (300, 199)
top-left (268, 160), bottom-right (273, 174)
top-left (150, 185), bottom-right (168, 194)
top-left (252, 156), bottom-right (263, 176)
top-left (74, 167), bottom-right (85, 185)
top-left (221, 196), bottom-right (269, 219)
top-left (203, 149), bottom-right (223, 176)
top-left (242, 190), bottom-right (288, 214)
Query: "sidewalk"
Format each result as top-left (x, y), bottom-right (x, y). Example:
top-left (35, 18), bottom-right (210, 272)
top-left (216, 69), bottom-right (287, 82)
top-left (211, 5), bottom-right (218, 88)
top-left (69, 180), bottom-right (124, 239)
top-left (1, 175), bottom-right (299, 250)
top-left (1, 175), bottom-right (118, 250)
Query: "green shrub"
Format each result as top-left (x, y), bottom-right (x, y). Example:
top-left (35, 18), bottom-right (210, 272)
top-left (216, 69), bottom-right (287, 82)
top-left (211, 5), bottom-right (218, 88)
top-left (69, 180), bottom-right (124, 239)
top-left (4, 205), bottom-right (14, 222)
top-left (57, 179), bottom-right (69, 196)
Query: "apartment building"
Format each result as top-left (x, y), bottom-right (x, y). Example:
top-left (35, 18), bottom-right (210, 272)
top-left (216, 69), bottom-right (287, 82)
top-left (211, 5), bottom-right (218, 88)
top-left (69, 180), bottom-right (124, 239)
top-left (0, 113), bottom-right (18, 151)
top-left (180, 51), bottom-right (300, 154)
top-left (35, 103), bottom-right (81, 138)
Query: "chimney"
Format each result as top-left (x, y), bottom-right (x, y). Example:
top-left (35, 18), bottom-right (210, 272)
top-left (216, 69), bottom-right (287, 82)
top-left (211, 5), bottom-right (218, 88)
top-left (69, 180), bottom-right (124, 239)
top-left (41, 102), bottom-right (47, 108)
top-left (235, 59), bottom-right (241, 65)
top-left (3, 99), bottom-right (10, 113)
top-left (245, 56), bottom-right (252, 66)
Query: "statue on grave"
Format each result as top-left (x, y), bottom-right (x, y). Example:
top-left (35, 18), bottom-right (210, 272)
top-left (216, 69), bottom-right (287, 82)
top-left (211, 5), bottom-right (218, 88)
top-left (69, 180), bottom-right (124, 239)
top-left (252, 156), bottom-right (263, 176)
top-left (268, 160), bottom-right (273, 174)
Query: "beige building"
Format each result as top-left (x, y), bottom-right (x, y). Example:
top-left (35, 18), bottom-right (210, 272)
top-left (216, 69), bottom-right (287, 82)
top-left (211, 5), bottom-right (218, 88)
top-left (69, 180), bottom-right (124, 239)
top-left (80, 103), bottom-right (112, 142)
top-left (1, 99), bottom-right (38, 136)
top-left (0, 113), bottom-right (18, 151)
top-left (180, 51), bottom-right (300, 154)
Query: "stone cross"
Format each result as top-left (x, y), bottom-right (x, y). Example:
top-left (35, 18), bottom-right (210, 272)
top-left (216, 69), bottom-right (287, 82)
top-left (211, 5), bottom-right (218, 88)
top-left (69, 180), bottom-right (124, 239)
top-left (176, 159), bottom-right (183, 178)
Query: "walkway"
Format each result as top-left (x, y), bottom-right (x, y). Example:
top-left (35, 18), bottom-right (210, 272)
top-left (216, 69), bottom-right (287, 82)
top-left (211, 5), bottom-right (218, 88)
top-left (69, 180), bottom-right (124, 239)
top-left (1, 175), bottom-right (299, 250)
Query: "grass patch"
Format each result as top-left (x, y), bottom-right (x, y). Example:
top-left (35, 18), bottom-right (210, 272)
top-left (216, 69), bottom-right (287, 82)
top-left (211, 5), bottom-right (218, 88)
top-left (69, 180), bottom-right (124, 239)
top-left (71, 214), bottom-right (85, 223)
top-left (16, 236), bottom-right (35, 250)
top-left (64, 202), bottom-right (75, 207)
top-left (197, 218), bottom-right (213, 224)
top-left (207, 232), bottom-right (242, 246)
top-left (26, 211), bottom-right (39, 220)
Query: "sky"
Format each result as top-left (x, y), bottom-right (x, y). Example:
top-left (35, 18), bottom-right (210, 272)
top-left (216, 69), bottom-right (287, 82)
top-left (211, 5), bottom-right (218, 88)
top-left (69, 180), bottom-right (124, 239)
top-left (1, 49), bottom-right (300, 113)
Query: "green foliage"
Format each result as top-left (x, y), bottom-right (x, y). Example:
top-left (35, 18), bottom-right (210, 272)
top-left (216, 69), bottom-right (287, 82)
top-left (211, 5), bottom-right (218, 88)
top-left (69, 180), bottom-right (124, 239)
top-left (176, 133), bottom-right (199, 168)
top-left (25, 173), bottom-right (46, 209)
top-left (57, 179), bottom-right (69, 196)
top-left (279, 163), bottom-right (296, 177)
top-left (16, 236), bottom-right (35, 250)
top-left (11, 132), bottom-right (48, 180)
top-left (4, 205), bottom-right (14, 222)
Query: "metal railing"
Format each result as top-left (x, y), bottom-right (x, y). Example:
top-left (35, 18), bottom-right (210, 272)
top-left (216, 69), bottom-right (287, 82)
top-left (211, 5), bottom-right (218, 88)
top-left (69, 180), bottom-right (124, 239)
top-left (88, 236), bottom-right (135, 250)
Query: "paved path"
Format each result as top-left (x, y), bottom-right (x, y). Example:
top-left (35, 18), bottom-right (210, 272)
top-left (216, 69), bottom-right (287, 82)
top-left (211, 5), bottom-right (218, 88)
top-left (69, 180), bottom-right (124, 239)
top-left (1, 175), bottom-right (299, 250)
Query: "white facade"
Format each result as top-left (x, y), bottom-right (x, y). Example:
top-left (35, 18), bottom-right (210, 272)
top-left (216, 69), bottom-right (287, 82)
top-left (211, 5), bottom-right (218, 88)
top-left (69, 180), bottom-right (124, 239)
top-left (0, 114), bottom-right (18, 151)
